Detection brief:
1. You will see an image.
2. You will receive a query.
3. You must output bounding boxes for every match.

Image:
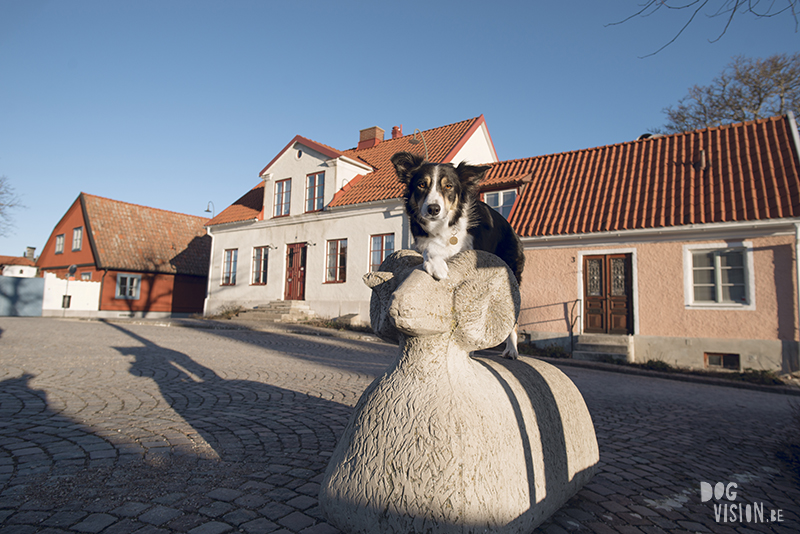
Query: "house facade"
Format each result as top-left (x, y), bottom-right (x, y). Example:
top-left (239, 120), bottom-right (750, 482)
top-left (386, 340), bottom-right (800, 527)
top-left (204, 116), bottom-right (499, 320)
top-left (498, 115), bottom-right (800, 373)
top-left (0, 252), bottom-right (37, 278)
top-left (36, 193), bottom-right (210, 318)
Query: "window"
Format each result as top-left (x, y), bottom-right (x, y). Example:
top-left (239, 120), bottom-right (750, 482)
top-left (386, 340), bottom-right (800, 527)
top-left (81, 272), bottom-right (92, 281)
top-left (306, 172), bottom-right (325, 212)
top-left (222, 249), bottom-right (238, 285)
top-left (705, 352), bottom-right (741, 370)
top-left (55, 234), bottom-right (65, 254)
top-left (115, 274), bottom-right (141, 300)
top-left (274, 179), bottom-right (291, 217)
top-left (370, 233), bottom-right (395, 271)
top-left (72, 227), bottom-right (83, 251)
top-left (252, 246), bottom-right (269, 285)
top-left (326, 239), bottom-right (347, 283)
top-left (484, 189), bottom-right (517, 219)
top-left (691, 249), bottom-right (747, 305)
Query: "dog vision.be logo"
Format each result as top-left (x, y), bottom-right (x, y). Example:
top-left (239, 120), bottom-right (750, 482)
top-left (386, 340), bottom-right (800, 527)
top-left (700, 482), bottom-right (784, 524)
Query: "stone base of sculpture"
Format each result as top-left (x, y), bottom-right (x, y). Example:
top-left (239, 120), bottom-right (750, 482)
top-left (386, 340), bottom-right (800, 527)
top-left (319, 250), bottom-right (599, 533)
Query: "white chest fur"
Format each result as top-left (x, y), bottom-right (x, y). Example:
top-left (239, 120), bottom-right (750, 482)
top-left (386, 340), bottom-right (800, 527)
top-left (414, 215), bottom-right (473, 280)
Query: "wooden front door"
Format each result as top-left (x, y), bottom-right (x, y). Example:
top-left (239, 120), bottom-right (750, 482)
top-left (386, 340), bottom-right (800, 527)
top-left (284, 243), bottom-right (307, 301)
top-left (583, 254), bottom-right (633, 335)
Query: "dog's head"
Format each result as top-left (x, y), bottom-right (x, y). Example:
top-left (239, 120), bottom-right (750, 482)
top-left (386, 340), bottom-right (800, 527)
top-left (390, 152), bottom-right (489, 229)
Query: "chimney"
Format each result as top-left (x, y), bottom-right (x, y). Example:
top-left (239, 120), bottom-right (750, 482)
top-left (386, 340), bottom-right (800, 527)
top-left (25, 247), bottom-right (35, 261)
top-left (391, 125), bottom-right (403, 139)
top-left (358, 126), bottom-right (385, 150)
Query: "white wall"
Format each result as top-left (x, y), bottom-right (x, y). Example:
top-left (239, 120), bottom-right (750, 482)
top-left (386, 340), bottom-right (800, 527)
top-left (205, 200), bottom-right (407, 320)
top-left (1, 265), bottom-right (38, 278)
top-left (42, 272), bottom-right (100, 317)
top-left (450, 123), bottom-right (498, 165)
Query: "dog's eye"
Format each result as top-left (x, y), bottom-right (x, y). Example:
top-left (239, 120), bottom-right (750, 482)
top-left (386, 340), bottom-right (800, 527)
top-left (417, 183), bottom-right (427, 190)
top-left (443, 183), bottom-right (453, 190)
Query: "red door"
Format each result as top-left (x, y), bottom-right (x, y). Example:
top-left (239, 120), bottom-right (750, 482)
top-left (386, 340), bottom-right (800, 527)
top-left (284, 243), bottom-right (307, 301)
top-left (583, 254), bottom-right (632, 335)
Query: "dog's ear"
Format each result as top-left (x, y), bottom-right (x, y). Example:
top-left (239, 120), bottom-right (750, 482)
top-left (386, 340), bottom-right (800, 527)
top-left (455, 162), bottom-right (490, 188)
top-left (391, 152), bottom-right (426, 184)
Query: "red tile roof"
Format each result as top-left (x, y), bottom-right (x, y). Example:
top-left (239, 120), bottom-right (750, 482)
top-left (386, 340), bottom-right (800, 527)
top-left (510, 115), bottom-right (800, 238)
top-left (208, 117), bottom-right (487, 225)
top-left (205, 183), bottom-right (265, 226)
top-left (331, 116), bottom-right (483, 207)
top-left (0, 255), bottom-right (35, 267)
top-left (81, 194), bottom-right (211, 276)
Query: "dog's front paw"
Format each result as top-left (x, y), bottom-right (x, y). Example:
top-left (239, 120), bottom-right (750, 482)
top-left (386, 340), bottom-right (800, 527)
top-left (501, 347), bottom-right (519, 360)
top-left (424, 257), bottom-right (449, 280)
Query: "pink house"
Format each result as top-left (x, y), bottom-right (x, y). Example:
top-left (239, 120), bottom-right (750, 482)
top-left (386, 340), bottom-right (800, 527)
top-left (492, 114), bottom-right (800, 373)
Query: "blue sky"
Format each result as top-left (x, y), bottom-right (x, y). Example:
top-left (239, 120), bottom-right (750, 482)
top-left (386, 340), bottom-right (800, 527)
top-left (1, 1), bottom-right (798, 258)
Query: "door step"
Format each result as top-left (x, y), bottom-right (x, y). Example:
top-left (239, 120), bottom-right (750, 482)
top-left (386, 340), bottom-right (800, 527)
top-left (236, 301), bottom-right (316, 323)
top-left (573, 334), bottom-right (632, 363)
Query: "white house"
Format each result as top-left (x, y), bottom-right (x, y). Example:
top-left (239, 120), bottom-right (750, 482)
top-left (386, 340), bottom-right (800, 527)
top-left (204, 116), bottom-right (498, 321)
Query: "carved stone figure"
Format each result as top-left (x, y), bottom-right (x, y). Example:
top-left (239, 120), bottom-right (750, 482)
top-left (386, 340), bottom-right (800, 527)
top-left (319, 250), bottom-right (598, 533)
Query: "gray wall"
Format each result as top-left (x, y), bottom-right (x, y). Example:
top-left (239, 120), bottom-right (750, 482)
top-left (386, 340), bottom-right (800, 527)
top-left (0, 276), bottom-right (44, 316)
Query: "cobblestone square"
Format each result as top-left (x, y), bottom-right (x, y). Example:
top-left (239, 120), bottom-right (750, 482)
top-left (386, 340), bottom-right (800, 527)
top-left (1, 317), bottom-right (798, 533)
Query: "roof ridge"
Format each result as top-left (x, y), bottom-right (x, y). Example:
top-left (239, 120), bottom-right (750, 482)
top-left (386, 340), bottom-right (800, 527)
top-left (515, 114), bottom-right (792, 162)
top-left (343, 116), bottom-right (481, 153)
top-left (81, 192), bottom-right (209, 221)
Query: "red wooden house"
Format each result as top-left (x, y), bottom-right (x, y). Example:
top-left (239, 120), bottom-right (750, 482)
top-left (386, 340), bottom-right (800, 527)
top-left (36, 193), bottom-right (211, 317)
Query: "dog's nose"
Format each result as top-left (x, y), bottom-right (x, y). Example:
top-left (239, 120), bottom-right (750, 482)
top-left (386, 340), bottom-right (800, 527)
top-left (427, 204), bottom-right (441, 216)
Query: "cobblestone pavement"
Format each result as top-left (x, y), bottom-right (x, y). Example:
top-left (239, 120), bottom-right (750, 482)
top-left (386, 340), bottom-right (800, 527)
top-left (1, 317), bottom-right (798, 533)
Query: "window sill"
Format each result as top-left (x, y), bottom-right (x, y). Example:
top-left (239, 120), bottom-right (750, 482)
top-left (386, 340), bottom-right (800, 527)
top-left (324, 280), bottom-right (346, 284)
top-left (272, 214), bottom-right (290, 219)
top-left (685, 302), bottom-right (754, 311)
top-left (250, 282), bottom-right (267, 286)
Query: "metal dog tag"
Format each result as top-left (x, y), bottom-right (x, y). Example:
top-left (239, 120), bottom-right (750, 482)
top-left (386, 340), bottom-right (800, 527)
top-left (449, 236), bottom-right (459, 245)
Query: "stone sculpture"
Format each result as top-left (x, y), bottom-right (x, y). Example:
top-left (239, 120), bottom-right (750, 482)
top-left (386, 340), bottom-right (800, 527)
top-left (319, 250), bottom-right (599, 533)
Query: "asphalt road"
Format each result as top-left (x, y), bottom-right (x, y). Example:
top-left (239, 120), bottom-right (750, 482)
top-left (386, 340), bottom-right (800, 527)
top-left (0, 317), bottom-right (798, 533)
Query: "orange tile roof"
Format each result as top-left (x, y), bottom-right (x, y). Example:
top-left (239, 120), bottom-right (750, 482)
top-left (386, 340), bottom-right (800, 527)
top-left (81, 193), bottom-right (210, 275)
top-left (331, 116), bottom-right (483, 206)
top-left (206, 183), bottom-right (264, 226)
top-left (0, 255), bottom-right (35, 267)
top-left (510, 115), bottom-right (800, 238)
top-left (208, 117), bottom-right (486, 225)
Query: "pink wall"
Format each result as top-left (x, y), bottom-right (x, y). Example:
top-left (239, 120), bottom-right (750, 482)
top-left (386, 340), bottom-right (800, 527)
top-left (519, 234), bottom-right (798, 343)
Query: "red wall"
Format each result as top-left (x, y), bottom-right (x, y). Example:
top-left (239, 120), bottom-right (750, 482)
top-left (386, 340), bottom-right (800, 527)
top-left (37, 197), bottom-right (96, 276)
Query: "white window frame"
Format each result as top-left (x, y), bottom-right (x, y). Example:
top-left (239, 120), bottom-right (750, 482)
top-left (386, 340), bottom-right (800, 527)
top-left (72, 227), bottom-right (83, 251)
top-left (274, 178), bottom-right (291, 217)
top-left (326, 238), bottom-right (347, 283)
top-left (483, 189), bottom-right (517, 219)
top-left (55, 234), bottom-right (65, 254)
top-left (683, 242), bottom-right (755, 310)
top-left (115, 273), bottom-right (141, 300)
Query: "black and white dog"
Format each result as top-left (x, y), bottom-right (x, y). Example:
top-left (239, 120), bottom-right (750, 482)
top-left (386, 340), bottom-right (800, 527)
top-left (391, 151), bottom-right (525, 359)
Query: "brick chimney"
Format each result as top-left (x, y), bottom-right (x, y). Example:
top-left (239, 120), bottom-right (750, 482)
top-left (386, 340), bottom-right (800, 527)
top-left (358, 126), bottom-right (385, 150)
top-left (391, 125), bottom-right (403, 139)
top-left (25, 247), bottom-right (35, 261)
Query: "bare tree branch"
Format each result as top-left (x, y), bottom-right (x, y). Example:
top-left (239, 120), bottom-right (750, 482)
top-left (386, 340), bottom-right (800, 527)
top-left (0, 175), bottom-right (24, 237)
top-left (611, 0), bottom-right (799, 56)
top-left (658, 53), bottom-right (800, 133)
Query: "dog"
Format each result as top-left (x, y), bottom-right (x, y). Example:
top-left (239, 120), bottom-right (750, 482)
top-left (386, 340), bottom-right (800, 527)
top-left (390, 151), bottom-right (525, 359)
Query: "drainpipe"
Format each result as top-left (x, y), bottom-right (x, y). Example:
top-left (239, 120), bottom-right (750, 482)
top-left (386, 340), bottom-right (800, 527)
top-left (795, 223), bottom-right (800, 370)
top-left (203, 226), bottom-right (215, 316)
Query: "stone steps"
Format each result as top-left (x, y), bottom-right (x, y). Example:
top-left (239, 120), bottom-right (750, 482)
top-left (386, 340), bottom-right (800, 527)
top-left (236, 301), bottom-right (316, 323)
top-left (573, 334), bottom-right (632, 363)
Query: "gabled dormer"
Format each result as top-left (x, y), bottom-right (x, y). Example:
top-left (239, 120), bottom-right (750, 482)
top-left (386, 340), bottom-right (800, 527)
top-left (258, 135), bottom-right (373, 219)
